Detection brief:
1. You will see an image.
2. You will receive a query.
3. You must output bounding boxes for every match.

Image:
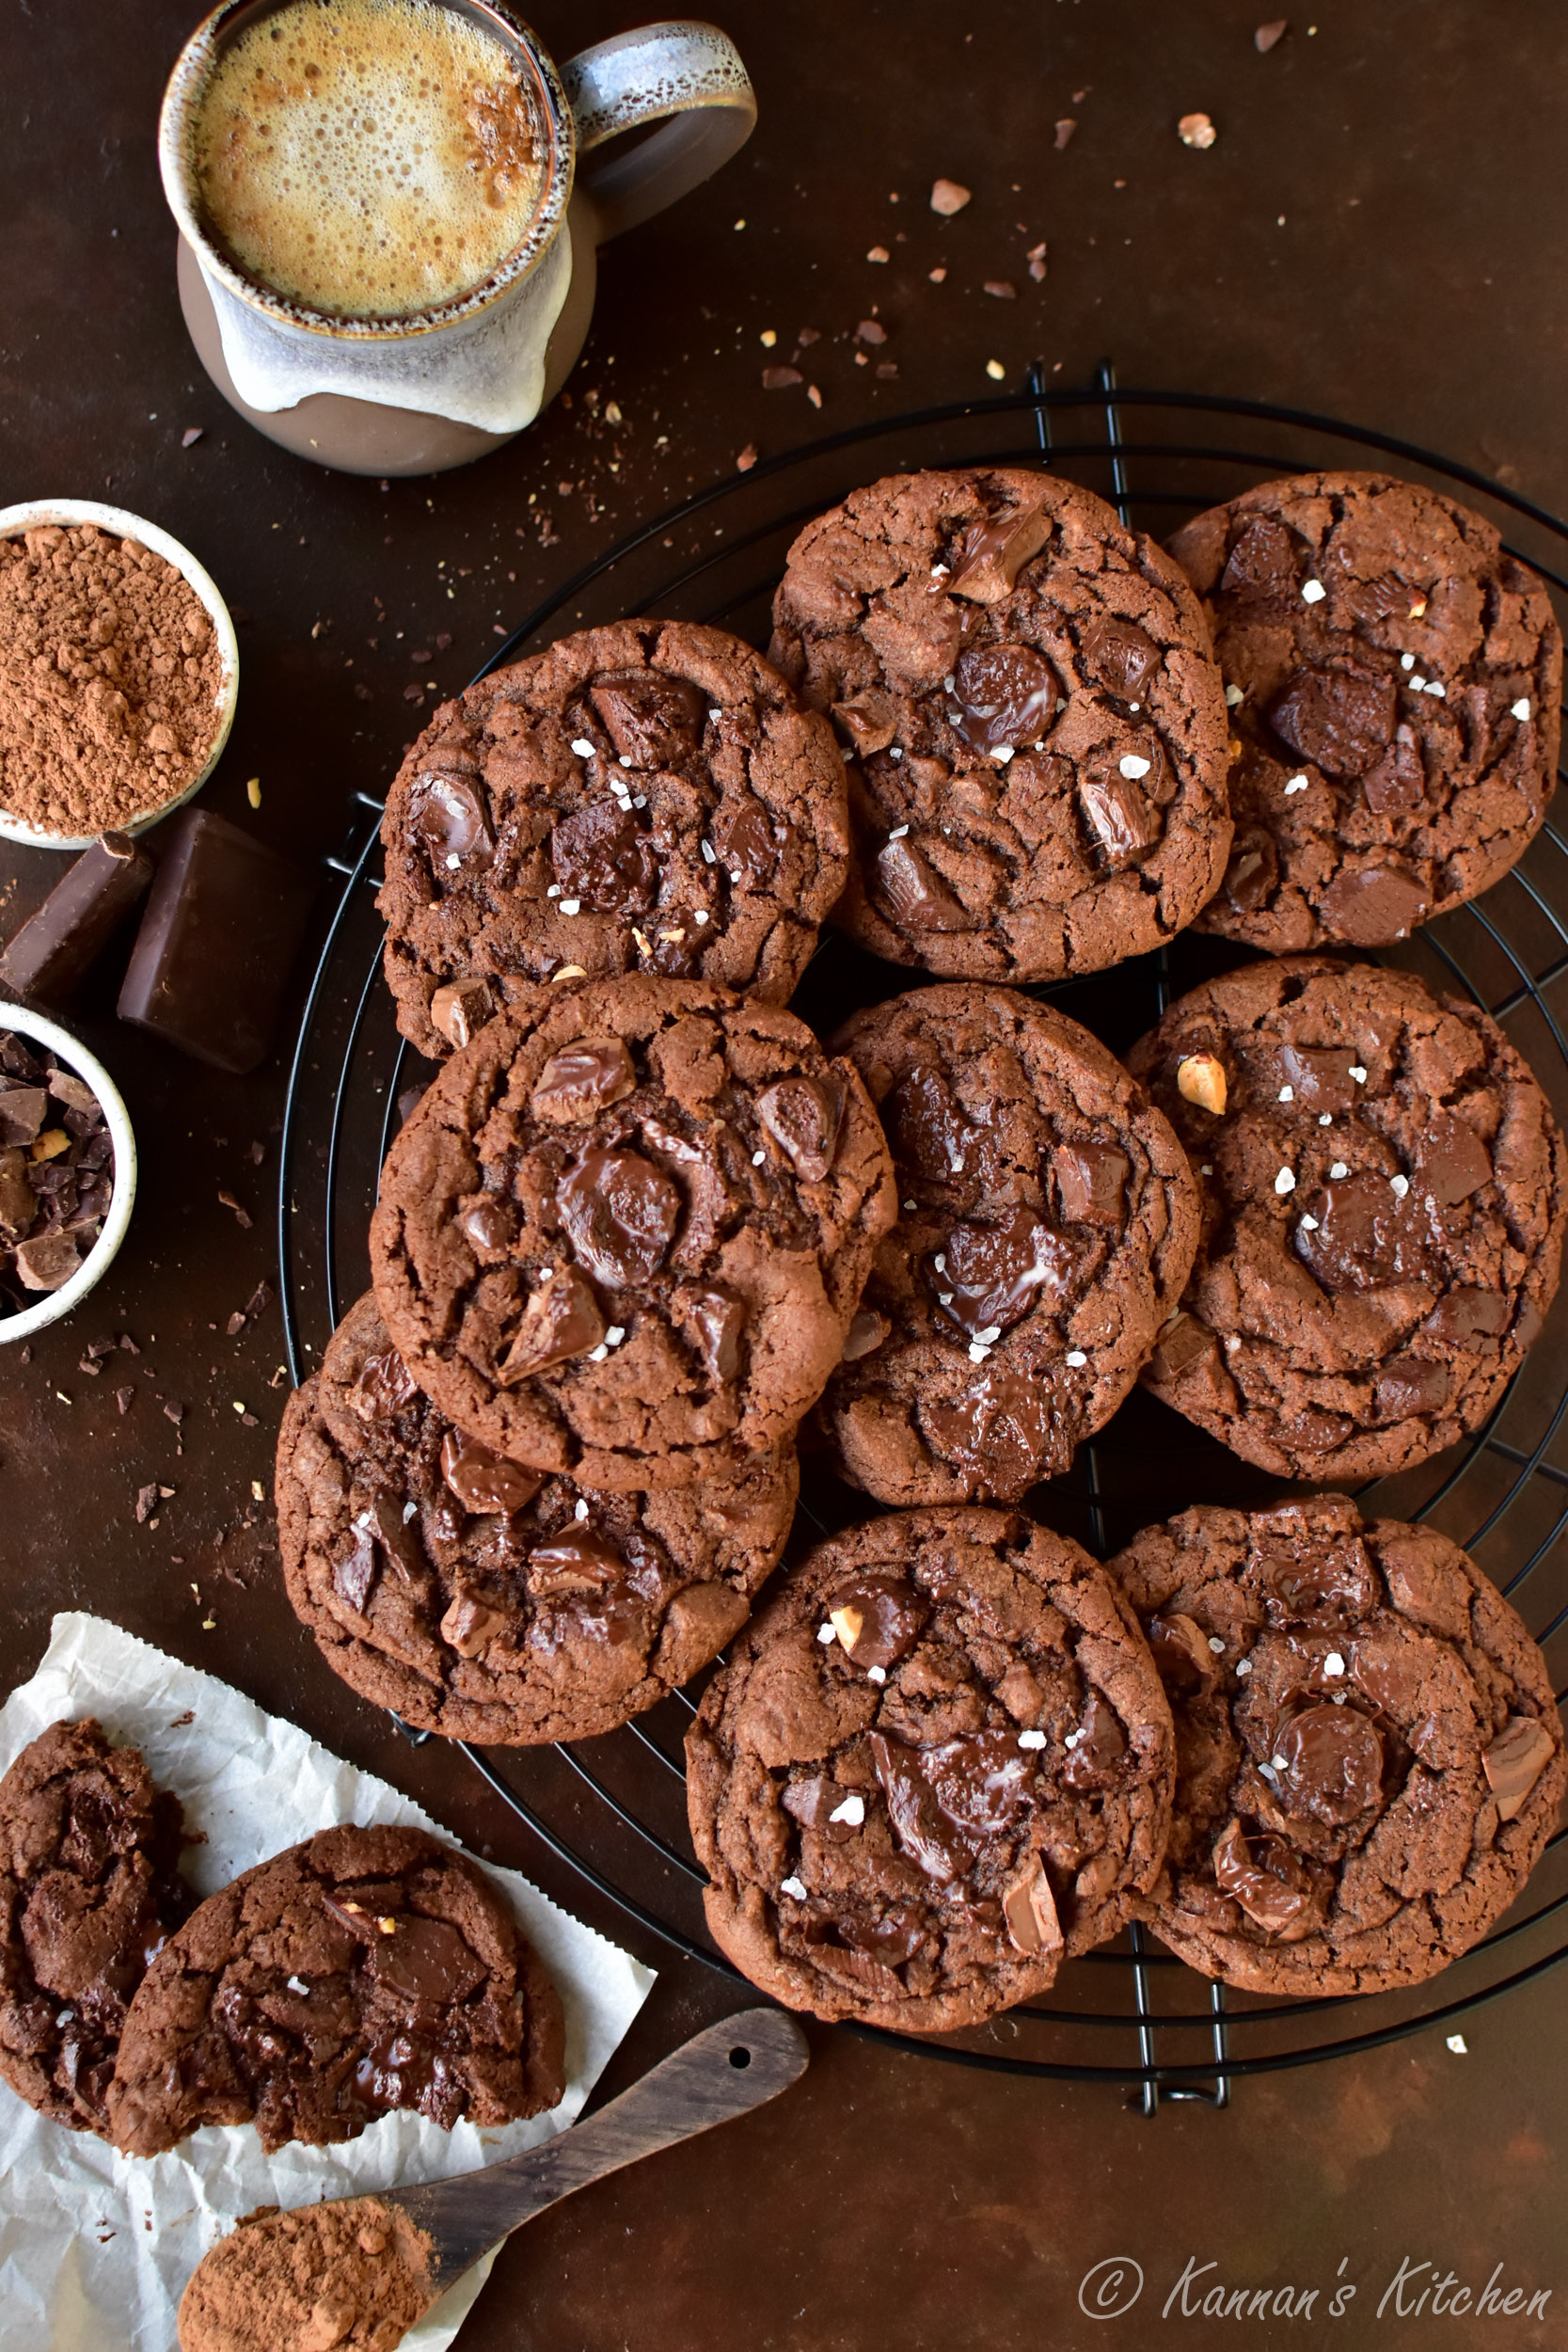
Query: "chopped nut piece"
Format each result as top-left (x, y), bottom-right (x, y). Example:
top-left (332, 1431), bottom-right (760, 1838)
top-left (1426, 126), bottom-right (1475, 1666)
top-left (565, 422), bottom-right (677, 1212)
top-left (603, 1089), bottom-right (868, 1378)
top-left (929, 178), bottom-right (972, 215)
top-left (1178, 111), bottom-right (1218, 147)
top-left (828, 1603), bottom-right (865, 1653)
top-left (1177, 1052), bottom-right (1227, 1114)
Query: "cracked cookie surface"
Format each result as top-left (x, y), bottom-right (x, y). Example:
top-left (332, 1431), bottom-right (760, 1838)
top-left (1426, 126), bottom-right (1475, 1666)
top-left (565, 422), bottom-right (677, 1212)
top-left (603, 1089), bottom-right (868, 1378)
top-left (1169, 470), bottom-right (1562, 952)
top-left (377, 620), bottom-right (851, 1056)
top-left (687, 1507), bottom-right (1174, 2032)
top-left (816, 984), bottom-right (1199, 1502)
top-left (0, 1717), bottom-right (189, 2135)
top-left (1111, 1495), bottom-right (1566, 1994)
top-left (768, 466), bottom-right (1231, 979)
top-left (277, 1291), bottom-right (797, 1743)
top-left (370, 975), bottom-right (896, 1488)
top-left (1131, 956), bottom-right (1567, 1482)
top-left (107, 1824), bottom-right (563, 2156)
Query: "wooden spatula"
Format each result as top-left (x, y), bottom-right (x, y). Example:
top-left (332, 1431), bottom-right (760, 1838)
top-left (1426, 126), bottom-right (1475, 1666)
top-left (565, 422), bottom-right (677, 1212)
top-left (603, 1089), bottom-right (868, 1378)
top-left (177, 2008), bottom-right (810, 2352)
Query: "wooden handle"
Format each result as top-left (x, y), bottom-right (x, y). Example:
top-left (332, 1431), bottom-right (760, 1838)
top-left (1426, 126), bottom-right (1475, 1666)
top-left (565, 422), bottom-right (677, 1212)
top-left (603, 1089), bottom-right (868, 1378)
top-left (391, 2007), bottom-right (809, 2282)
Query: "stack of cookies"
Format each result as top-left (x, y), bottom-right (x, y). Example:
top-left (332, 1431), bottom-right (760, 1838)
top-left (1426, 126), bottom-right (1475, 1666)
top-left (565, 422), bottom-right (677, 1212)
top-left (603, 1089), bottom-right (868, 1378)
top-left (270, 459), bottom-right (1567, 2026)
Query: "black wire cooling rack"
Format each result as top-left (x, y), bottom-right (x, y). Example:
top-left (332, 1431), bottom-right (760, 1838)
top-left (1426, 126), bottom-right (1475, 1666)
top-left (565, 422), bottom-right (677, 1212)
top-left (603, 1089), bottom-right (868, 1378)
top-left (277, 368), bottom-right (1568, 2106)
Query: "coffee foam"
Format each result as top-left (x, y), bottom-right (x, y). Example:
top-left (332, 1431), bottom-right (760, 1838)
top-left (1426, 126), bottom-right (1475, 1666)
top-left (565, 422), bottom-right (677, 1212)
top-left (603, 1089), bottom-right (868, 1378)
top-left (192, 0), bottom-right (546, 320)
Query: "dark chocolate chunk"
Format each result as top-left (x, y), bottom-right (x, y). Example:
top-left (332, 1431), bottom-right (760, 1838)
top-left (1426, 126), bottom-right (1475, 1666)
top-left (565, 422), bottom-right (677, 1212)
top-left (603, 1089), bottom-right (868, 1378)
top-left (588, 673), bottom-right (706, 768)
top-left (934, 1207), bottom-right (1073, 1336)
top-left (558, 1148), bottom-right (681, 1287)
top-left (1272, 1703), bottom-right (1383, 1826)
top-left (871, 837), bottom-right (970, 930)
top-left (1078, 768), bottom-right (1162, 866)
top-left (548, 800), bottom-right (657, 914)
top-left (530, 1039), bottom-right (637, 1124)
top-left (0, 833), bottom-right (155, 1004)
top-left (1053, 1141), bottom-right (1130, 1226)
top-left (1317, 864), bottom-right (1430, 944)
top-left (1268, 667), bottom-right (1397, 776)
top-left (116, 810), bottom-right (315, 1074)
top-left (1361, 724), bottom-right (1427, 817)
top-left (825, 1574), bottom-right (930, 1671)
top-left (1219, 517), bottom-right (1298, 598)
top-left (756, 1076), bottom-right (844, 1183)
top-left (408, 775), bottom-right (493, 884)
top-left (1416, 1115), bottom-right (1492, 1207)
top-left (947, 643), bottom-right (1059, 751)
top-left (439, 1427), bottom-right (545, 1514)
top-left (1221, 825), bottom-right (1279, 911)
top-left (1080, 617), bottom-right (1161, 702)
top-left (1211, 1818), bottom-right (1323, 1940)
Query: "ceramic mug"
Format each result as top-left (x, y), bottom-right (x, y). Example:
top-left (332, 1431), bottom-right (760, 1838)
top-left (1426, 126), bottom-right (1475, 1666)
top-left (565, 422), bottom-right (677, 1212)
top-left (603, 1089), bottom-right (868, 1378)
top-left (158, 2), bottom-right (755, 475)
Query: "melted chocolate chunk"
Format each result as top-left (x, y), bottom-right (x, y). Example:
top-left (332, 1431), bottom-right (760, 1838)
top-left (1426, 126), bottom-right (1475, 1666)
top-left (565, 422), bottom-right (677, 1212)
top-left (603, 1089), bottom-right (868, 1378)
top-left (1268, 667), bottom-right (1397, 776)
top-left (1271, 1702), bottom-right (1384, 1826)
top-left (920, 1370), bottom-right (1057, 1495)
top-left (1078, 767), bottom-right (1162, 866)
top-left (1420, 1287), bottom-right (1509, 1343)
top-left (1080, 616), bottom-right (1161, 702)
top-left (548, 801), bottom-right (658, 914)
top-left (460, 1197), bottom-right (516, 1256)
top-left (946, 499), bottom-right (1053, 602)
top-left (867, 1731), bottom-right (967, 1883)
top-left (1361, 723), bottom-right (1427, 817)
top-left (350, 1348), bottom-right (420, 1422)
top-left (1145, 1613), bottom-right (1219, 1694)
top-left (1274, 1044), bottom-right (1359, 1113)
top-left (756, 1075), bottom-right (845, 1183)
top-left (1318, 864), bottom-right (1430, 944)
top-left (920, 1729), bottom-right (1034, 1840)
top-left (872, 837), bottom-right (971, 930)
top-left (1222, 825), bottom-right (1279, 911)
top-left (498, 1266), bottom-right (605, 1382)
top-left (714, 796), bottom-right (784, 884)
top-left (1061, 1694), bottom-right (1128, 1789)
top-left (673, 1284), bottom-right (747, 1384)
top-left (1053, 1141), bottom-right (1130, 1226)
top-left (409, 775), bottom-right (494, 882)
top-left (1483, 1716), bottom-right (1558, 1821)
top-left (825, 1575), bottom-right (930, 1671)
top-left (527, 1528), bottom-right (626, 1595)
top-left (1219, 516), bottom-right (1298, 599)
top-left (588, 673), bottom-right (707, 768)
top-left (948, 642), bottom-right (1059, 750)
top-left (1211, 1818), bottom-right (1323, 1940)
top-left (1294, 1173), bottom-right (1440, 1292)
top-left (888, 1067), bottom-right (973, 1184)
top-left (1373, 1355), bottom-right (1451, 1421)
top-left (531, 1039), bottom-right (637, 1123)
top-left (935, 1207), bottom-right (1073, 1335)
top-left (369, 1915), bottom-right (488, 2010)
top-left (1259, 1540), bottom-right (1374, 1624)
top-left (558, 1148), bottom-right (682, 1287)
top-left (439, 1428), bottom-right (545, 1515)
top-left (1415, 1115), bottom-right (1492, 1208)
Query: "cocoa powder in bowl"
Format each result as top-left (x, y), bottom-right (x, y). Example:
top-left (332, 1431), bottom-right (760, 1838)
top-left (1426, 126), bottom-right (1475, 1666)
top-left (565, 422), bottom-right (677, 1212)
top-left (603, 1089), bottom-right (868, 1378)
top-left (0, 521), bottom-right (225, 835)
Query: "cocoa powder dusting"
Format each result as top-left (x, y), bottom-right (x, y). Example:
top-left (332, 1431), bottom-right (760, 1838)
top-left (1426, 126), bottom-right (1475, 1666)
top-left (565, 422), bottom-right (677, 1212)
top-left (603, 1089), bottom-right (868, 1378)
top-left (177, 2196), bottom-right (436, 2352)
top-left (0, 523), bottom-right (225, 834)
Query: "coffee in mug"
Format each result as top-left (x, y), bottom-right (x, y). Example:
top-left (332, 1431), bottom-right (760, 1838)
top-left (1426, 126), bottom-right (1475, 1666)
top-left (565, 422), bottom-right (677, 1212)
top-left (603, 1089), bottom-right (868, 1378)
top-left (189, 0), bottom-right (546, 319)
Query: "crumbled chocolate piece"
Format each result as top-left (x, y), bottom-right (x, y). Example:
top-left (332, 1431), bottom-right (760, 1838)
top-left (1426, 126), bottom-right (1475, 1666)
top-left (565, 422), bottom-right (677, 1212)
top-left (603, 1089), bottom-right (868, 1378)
top-left (0, 1032), bottom-right (114, 1311)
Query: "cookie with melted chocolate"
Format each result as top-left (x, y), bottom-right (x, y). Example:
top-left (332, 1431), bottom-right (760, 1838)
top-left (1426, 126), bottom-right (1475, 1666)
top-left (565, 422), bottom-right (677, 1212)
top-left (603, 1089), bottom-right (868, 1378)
top-left (1131, 956), bottom-right (1567, 1481)
top-left (107, 1824), bottom-right (563, 2157)
top-left (816, 984), bottom-right (1199, 1502)
top-left (377, 620), bottom-right (851, 1055)
top-left (277, 1291), bottom-right (798, 1743)
top-left (1169, 472), bottom-right (1562, 952)
top-left (687, 1508), bottom-right (1175, 2032)
top-left (370, 975), bottom-right (896, 1488)
top-left (0, 1717), bottom-right (190, 2136)
top-left (768, 467), bottom-right (1232, 980)
top-left (1111, 1494), bottom-right (1566, 1994)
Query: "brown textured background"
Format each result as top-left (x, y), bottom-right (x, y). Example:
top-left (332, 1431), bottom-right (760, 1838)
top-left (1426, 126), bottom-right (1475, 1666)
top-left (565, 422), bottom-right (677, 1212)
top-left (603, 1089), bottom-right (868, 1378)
top-left (2, 1), bottom-right (1567, 2344)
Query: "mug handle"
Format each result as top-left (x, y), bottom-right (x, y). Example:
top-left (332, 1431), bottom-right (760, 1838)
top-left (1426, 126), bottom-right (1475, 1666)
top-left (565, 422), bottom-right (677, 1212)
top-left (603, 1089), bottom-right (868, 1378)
top-left (562, 20), bottom-right (756, 244)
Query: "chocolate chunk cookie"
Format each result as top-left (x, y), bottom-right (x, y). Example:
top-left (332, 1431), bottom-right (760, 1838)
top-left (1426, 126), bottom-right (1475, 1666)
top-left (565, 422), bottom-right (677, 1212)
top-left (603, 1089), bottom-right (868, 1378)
top-left (370, 975), bottom-right (897, 1488)
top-left (1131, 956), bottom-right (1567, 1481)
top-left (687, 1508), bottom-right (1175, 2032)
top-left (816, 984), bottom-right (1200, 1502)
top-left (1111, 1495), bottom-right (1566, 1994)
top-left (277, 1290), bottom-right (799, 1743)
top-left (768, 467), bottom-right (1231, 980)
top-left (0, 1718), bottom-right (189, 2135)
top-left (377, 620), bottom-right (851, 1056)
top-left (107, 1824), bottom-right (564, 2157)
top-left (1169, 471), bottom-right (1563, 951)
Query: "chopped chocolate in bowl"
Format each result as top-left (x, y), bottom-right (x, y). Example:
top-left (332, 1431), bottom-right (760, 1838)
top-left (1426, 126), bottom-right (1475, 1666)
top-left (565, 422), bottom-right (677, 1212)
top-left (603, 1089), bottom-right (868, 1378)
top-left (275, 1290), bottom-right (799, 1744)
top-left (0, 506), bottom-right (236, 842)
top-left (686, 1507), bottom-right (1176, 2034)
top-left (377, 619), bottom-right (851, 1055)
top-left (1110, 1495), bottom-right (1568, 1996)
top-left (0, 1026), bottom-right (118, 1318)
top-left (816, 983), bottom-right (1199, 1504)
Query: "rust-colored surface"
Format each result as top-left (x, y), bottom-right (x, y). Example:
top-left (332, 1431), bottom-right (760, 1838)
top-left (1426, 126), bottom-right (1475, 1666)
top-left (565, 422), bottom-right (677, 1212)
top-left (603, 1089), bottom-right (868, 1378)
top-left (2, 2), bottom-right (1567, 2344)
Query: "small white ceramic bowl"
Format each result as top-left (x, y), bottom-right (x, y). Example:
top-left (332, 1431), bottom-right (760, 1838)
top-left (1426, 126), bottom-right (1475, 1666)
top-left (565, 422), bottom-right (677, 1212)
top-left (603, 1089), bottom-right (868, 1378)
top-left (0, 1004), bottom-right (136, 1344)
top-left (0, 497), bottom-right (240, 851)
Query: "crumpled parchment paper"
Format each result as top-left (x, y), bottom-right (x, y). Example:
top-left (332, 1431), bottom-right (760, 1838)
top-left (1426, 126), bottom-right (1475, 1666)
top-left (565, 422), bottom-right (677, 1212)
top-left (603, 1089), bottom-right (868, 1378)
top-left (0, 1613), bottom-right (656, 2352)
